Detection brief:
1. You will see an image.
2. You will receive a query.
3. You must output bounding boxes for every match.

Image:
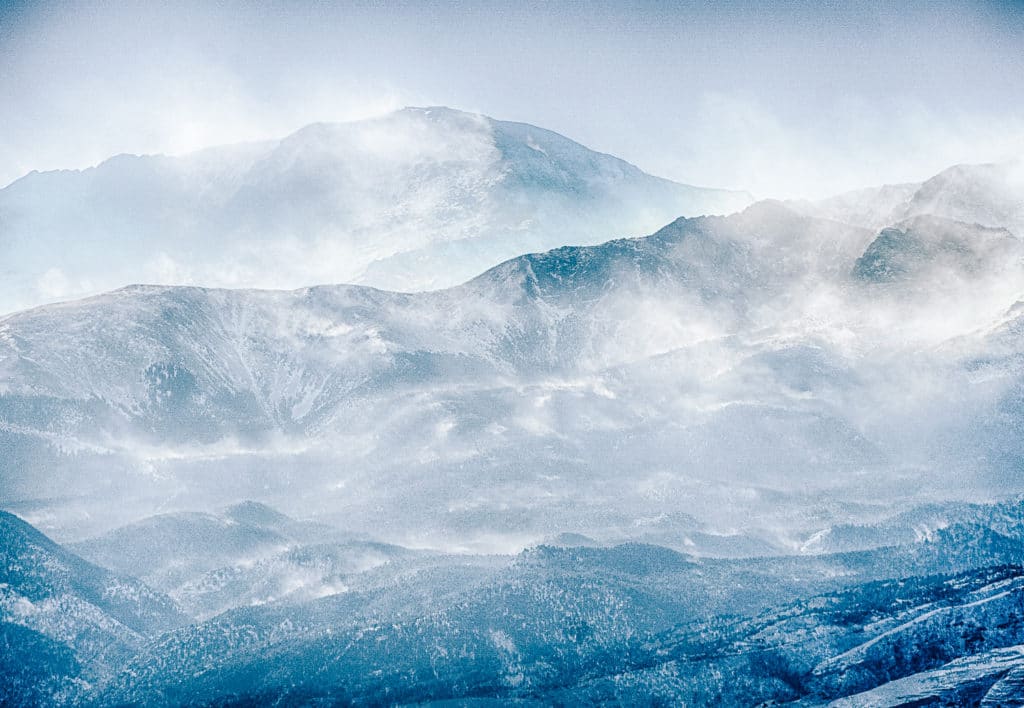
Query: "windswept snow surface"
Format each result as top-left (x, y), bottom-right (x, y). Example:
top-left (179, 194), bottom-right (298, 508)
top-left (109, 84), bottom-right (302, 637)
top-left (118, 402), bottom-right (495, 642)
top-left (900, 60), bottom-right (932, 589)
top-left (791, 157), bottom-right (1024, 235)
top-left (4, 154), bottom-right (1024, 705)
top-left (4, 183), bottom-right (1024, 553)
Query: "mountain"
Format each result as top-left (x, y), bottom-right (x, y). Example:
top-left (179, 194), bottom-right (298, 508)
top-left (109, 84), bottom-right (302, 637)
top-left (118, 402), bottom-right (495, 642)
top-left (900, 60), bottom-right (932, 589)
top-left (852, 215), bottom-right (1019, 285)
top-left (0, 510), bottom-right (186, 703)
top-left (798, 496), bottom-right (1024, 555)
top-left (70, 502), bottom-right (417, 620)
top-left (560, 564), bottom-right (1024, 706)
top-left (893, 159), bottom-right (1024, 235)
top-left (792, 157), bottom-right (1024, 235)
top-left (793, 181), bottom-right (922, 230)
top-left (69, 508), bottom-right (295, 590)
top-left (6, 109), bottom-right (1024, 702)
top-left (96, 532), bottom-right (1024, 705)
top-left (5, 491), bottom-right (1024, 705)
top-left (3, 195), bottom-right (1024, 551)
top-left (0, 203), bottom-right (872, 544)
top-left (0, 106), bottom-right (751, 314)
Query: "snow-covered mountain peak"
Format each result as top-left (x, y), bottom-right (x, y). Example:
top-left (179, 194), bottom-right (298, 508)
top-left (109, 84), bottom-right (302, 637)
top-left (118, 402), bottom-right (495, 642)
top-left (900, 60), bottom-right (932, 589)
top-left (794, 157), bottom-right (1024, 236)
top-left (0, 107), bottom-right (751, 314)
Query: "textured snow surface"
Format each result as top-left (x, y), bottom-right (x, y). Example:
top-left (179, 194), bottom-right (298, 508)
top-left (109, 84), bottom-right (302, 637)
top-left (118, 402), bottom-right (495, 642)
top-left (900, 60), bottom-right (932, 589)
top-left (790, 158), bottom-right (1024, 235)
top-left (4, 151), bottom-right (1024, 704)
top-left (4, 191), bottom-right (1024, 551)
top-left (830, 646), bottom-right (1024, 706)
top-left (9, 505), bottom-right (1024, 705)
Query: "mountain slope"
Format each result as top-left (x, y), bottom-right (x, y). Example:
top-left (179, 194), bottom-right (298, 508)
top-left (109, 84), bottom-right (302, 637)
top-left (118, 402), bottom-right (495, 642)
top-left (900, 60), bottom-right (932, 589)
top-left (0, 106), bottom-right (751, 313)
top-left (793, 157), bottom-right (1024, 236)
top-left (2, 199), bottom-right (1024, 549)
top-left (70, 502), bottom-right (415, 620)
top-left (0, 204), bottom-right (882, 544)
top-left (1, 503), bottom-right (1017, 706)
top-left (559, 564), bottom-right (1024, 706)
top-left (0, 510), bottom-right (186, 701)
top-left (893, 159), bottom-right (1024, 235)
top-left (791, 181), bottom-right (922, 230)
top-left (0, 621), bottom-right (83, 706)
top-left (98, 543), bottom-right (1024, 706)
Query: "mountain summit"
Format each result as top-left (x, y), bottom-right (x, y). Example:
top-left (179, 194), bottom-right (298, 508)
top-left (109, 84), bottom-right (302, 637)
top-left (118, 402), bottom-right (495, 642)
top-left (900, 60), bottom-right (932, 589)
top-left (0, 106), bottom-right (751, 314)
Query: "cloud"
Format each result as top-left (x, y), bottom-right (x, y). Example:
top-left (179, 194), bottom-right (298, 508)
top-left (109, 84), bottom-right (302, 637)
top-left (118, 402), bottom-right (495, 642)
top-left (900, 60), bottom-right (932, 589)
top-left (2, 0), bottom-right (1023, 196)
top-left (34, 267), bottom-right (97, 302)
top-left (653, 92), bottom-right (1024, 200)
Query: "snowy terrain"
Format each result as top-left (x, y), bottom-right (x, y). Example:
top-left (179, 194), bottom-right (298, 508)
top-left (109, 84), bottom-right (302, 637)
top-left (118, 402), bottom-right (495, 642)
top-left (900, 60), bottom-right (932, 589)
top-left (791, 158), bottom-right (1024, 235)
top-left (3, 178), bottom-right (1024, 552)
top-left (0, 106), bottom-right (750, 314)
top-left (3, 140), bottom-right (1024, 703)
top-left (5, 500), bottom-right (1024, 705)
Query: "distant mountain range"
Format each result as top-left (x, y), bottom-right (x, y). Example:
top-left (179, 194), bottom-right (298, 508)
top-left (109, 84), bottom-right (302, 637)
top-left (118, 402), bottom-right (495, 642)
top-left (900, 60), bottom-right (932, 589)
top-left (3, 156), bottom-right (1024, 551)
top-left (0, 510), bottom-right (185, 704)
top-left (0, 106), bottom-right (751, 314)
top-left (791, 158), bottom-right (1024, 234)
top-left (69, 501), bottom-right (416, 620)
top-left (4, 111), bottom-right (1024, 704)
top-left (4, 500), bottom-right (1024, 705)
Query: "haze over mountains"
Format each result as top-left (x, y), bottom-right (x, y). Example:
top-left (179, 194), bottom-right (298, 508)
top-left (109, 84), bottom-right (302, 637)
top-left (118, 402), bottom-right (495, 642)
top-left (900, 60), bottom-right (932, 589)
top-left (0, 106), bottom-right (750, 314)
top-left (3, 106), bottom-right (1024, 705)
top-left (793, 158), bottom-right (1024, 234)
top-left (2, 148), bottom-right (1023, 553)
top-left (6, 497), bottom-right (1024, 705)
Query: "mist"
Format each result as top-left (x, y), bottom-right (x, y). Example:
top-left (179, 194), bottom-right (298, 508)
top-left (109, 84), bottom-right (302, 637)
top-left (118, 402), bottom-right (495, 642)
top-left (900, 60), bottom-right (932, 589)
top-left (2, 0), bottom-right (1023, 198)
top-left (5, 3), bottom-right (1024, 705)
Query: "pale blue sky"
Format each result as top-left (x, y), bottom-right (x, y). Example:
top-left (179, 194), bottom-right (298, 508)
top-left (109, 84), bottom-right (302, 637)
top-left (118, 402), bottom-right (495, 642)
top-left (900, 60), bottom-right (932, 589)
top-left (1, 0), bottom-right (1022, 197)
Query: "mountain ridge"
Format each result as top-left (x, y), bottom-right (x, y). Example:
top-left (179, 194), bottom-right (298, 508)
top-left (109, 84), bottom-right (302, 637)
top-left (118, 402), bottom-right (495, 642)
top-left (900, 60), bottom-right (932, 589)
top-left (3, 193), bottom-right (1023, 550)
top-left (0, 106), bottom-right (751, 314)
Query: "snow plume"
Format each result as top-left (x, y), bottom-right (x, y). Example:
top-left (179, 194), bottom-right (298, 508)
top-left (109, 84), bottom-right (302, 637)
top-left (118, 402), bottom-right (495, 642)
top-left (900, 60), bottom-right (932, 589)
top-left (0, 107), bottom-right (749, 314)
top-left (5, 182), bottom-right (1024, 552)
top-left (665, 93), bottom-right (1024, 201)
